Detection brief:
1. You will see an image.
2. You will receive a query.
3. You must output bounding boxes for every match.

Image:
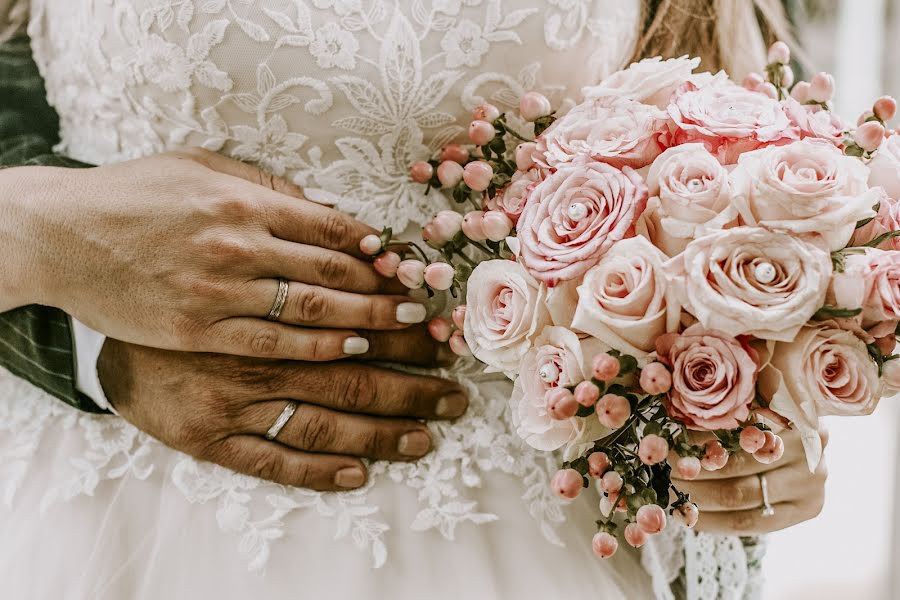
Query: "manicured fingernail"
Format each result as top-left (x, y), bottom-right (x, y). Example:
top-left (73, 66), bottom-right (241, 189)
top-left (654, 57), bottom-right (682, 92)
top-left (436, 344), bottom-right (459, 366)
top-left (335, 467), bottom-right (366, 489)
top-left (435, 392), bottom-right (468, 418)
top-left (343, 336), bottom-right (369, 355)
top-left (398, 430), bottom-right (432, 457)
top-left (396, 302), bottom-right (427, 324)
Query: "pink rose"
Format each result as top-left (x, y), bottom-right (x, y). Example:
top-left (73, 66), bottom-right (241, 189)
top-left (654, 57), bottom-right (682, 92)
top-left (573, 236), bottom-right (674, 357)
top-left (510, 326), bottom-right (605, 451)
top-left (667, 227), bottom-right (832, 341)
top-left (517, 161), bottom-right (648, 285)
top-left (535, 96), bottom-right (667, 170)
top-left (761, 325), bottom-right (882, 469)
top-left (656, 324), bottom-right (759, 430)
top-left (850, 195), bottom-right (900, 250)
top-left (582, 56), bottom-right (701, 109)
top-left (830, 249), bottom-right (900, 322)
top-left (464, 259), bottom-right (551, 376)
top-left (732, 139), bottom-right (879, 250)
top-left (666, 74), bottom-right (799, 165)
top-left (484, 169), bottom-right (544, 224)
top-left (869, 134), bottom-right (900, 200)
top-left (783, 98), bottom-right (847, 147)
top-left (638, 144), bottom-right (739, 256)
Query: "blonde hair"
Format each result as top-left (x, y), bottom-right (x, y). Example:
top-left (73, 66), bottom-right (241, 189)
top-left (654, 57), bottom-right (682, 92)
top-left (631, 0), bottom-right (796, 78)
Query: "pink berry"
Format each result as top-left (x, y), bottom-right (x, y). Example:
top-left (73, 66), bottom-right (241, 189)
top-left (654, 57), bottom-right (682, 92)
top-left (808, 72), bottom-right (835, 103)
top-left (640, 362), bottom-right (672, 395)
top-left (673, 503), bottom-right (700, 529)
top-left (739, 426), bottom-right (767, 454)
top-left (359, 234), bottom-right (383, 256)
top-left (472, 103), bottom-right (501, 123)
top-left (440, 144), bottom-right (469, 164)
top-left (636, 504), bottom-right (667, 535)
top-left (546, 387), bottom-right (579, 420)
top-left (638, 434), bottom-right (669, 466)
top-left (515, 142), bottom-right (537, 170)
top-left (597, 394), bottom-right (631, 429)
top-left (519, 91), bottom-right (552, 122)
top-left (424, 262), bottom-right (455, 291)
top-left (767, 41), bottom-right (791, 65)
top-left (874, 96), bottom-right (898, 122)
top-left (468, 120), bottom-right (497, 146)
top-left (588, 452), bottom-right (610, 478)
top-left (758, 82), bottom-right (778, 99)
top-left (675, 456), bottom-right (702, 480)
top-left (397, 259), bottom-right (426, 289)
top-left (462, 210), bottom-right (488, 241)
top-left (373, 251), bottom-right (400, 278)
top-left (409, 161), bottom-right (434, 184)
top-left (855, 121), bottom-right (886, 152)
top-left (551, 468), bottom-right (583, 500)
top-left (574, 381), bottom-right (601, 407)
top-left (592, 353), bottom-right (620, 382)
top-left (463, 160), bottom-right (494, 192)
top-left (481, 210), bottom-right (513, 242)
top-left (451, 305), bottom-right (467, 329)
top-left (781, 65), bottom-right (795, 88)
top-left (431, 210), bottom-right (463, 243)
top-left (624, 523), bottom-right (649, 548)
top-left (791, 81), bottom-right (811, 103)
top-left (753, 431), bottom-right (785, 464)
top-left (448, 330), bottom-right (471, 357)
top-left (701, 440), bottom-right (729, 471)
top-left (592, 531), bottom-right (618, 559)
top-left (437, 160), bottom-right (464, 188)
top-left (741, 72), bottom-right (764, 91)
top-left (600, 470), bottom-right (623, 495)
top-left (427, 317), bottom-right (453, 343)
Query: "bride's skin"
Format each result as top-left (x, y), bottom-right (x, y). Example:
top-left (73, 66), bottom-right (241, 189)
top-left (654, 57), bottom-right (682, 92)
top-left (0, 147), bottom-right (826, 529)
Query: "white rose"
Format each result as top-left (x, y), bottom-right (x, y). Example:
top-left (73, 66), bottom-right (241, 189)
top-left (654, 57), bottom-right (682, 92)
top-left (573, 237), bottom-right (676, 358)
top-left (464, 259), bottom-right (551, 377)
top-left (732, 139), bottom-right (879, 250)
top-left (666, 227), bottom-right (832, 342)
top-left (869, 134), bottom-right (900, 200)
top-left (582, 56), bottom-right (701, 109)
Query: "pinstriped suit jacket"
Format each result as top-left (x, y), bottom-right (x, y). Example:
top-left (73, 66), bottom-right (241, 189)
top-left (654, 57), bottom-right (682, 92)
top-left (0, 35), bottom-right (105, 413)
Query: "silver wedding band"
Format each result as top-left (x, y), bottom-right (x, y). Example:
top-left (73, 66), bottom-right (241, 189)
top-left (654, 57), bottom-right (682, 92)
top-left (266, 278), bottom-right (290, 321)
top-left (758, 473), bottom-right (775, 517)
top-left (265, 401), bottom-right (299, 441)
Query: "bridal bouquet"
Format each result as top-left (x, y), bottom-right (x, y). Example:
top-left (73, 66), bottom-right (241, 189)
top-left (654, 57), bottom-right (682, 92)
top-left (358, 42), bottom-right (900, 557)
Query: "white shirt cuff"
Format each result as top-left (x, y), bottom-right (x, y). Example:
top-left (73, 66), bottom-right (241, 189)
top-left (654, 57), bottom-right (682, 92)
top-left (70, 317), bottom-right (114, 412)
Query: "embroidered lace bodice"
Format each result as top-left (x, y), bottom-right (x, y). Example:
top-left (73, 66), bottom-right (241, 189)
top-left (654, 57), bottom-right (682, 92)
top-left (1, 1), bottom-right (763, 597)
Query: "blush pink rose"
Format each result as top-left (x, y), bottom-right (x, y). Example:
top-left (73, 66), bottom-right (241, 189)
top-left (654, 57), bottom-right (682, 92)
top-left (830, 249), bottom-right (900, 323)
top-left (535, 96), bottom-right (668, 170)
top-left (666, 74), bottom-right (799, 165)
top-left (666, 226), bottom-right (832, 342)
top-left (655, 324), bottom-right (759, 430)
top-left (463, 259), bottom-right (552, 376)
top-left (850, 195), bottom-right (900, 250)
top-left (731, 139), bottom-right (879, 250)
top-left (517, 161), bottom-right (649, 285)
top-left (484, 169), bottom-right (545, 224)
top-left (783, 98), bottom-right (847, 147)
top-left (582, 56), bottom-right (700, 109)
top-left (868, 134), bottom-right (900, 200)
top-left (510, 326), bottom-right (606, 451)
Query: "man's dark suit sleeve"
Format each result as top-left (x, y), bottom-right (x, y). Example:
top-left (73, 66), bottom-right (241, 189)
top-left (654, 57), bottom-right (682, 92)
top-left (0, 35), bottom-right (106, 413)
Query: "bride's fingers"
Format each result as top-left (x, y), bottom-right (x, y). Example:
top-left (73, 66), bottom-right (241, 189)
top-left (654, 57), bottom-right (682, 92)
top-left (692, 502), bottom-right (801, 536)
top-left (265, 194), bottom-right (377, 258)
top-left (357, 326), bottom-right (458, 367)
top-left (675, 465), bottom-right (796, 512)
top-left (244, 402), bottom-right (433, 461)
top-left (213, 435), bottom-right (368, 491)
top-left (183, 148), bottom-right (306, 200)
top-left (247, 280), bottom-right (426, 330)
top-left (199, 318), bottom-right (370, 360)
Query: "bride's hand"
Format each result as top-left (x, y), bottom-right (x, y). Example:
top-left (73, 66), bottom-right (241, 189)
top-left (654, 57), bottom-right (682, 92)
top-left (671, 428), bottom-right (828, 535)
top-left (98, 329), bottom-right (467, 491)
top-left (1, 148), bottom-right (419, 359)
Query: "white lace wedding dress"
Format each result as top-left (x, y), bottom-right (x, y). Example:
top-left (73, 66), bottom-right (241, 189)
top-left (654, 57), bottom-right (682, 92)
top-left (0, 1), bottom-right (765, 598)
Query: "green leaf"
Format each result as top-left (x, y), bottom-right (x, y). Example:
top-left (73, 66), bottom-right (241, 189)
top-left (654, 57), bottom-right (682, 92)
top-left (812, 305), bottom-right (863, 320)
top-left (575, 404), bottom-right (596, 418)
top-left (863, 229), bottom-right (900, 248)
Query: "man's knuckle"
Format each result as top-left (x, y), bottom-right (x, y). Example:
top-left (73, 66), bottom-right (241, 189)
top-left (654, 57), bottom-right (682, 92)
top-left (250, 328), bottom-right (281, 356)
top-left (338, 370), bottom-right (376, 412)
top-left (293, 286), bottom-right (330, 322)
top-left (250, 451), bottom-right (285, 482)
top-left (299, 410), bottom-right (336, 450)
top-left (318, 214), bottom-right (352, 247)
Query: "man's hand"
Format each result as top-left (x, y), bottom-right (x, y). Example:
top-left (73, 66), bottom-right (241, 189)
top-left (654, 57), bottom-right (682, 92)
top-left (673, 428), bottom-right (828, 535)
top-left (98, 327), bottom-right (468, 491)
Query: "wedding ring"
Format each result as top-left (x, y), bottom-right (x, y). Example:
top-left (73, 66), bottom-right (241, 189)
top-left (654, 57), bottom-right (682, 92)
top-left (758, 473), bottom-right (775, 517)
top-left (265, 401), bottom-right (299, 441)
top-left (266, 279), bottom-right (290, 321)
